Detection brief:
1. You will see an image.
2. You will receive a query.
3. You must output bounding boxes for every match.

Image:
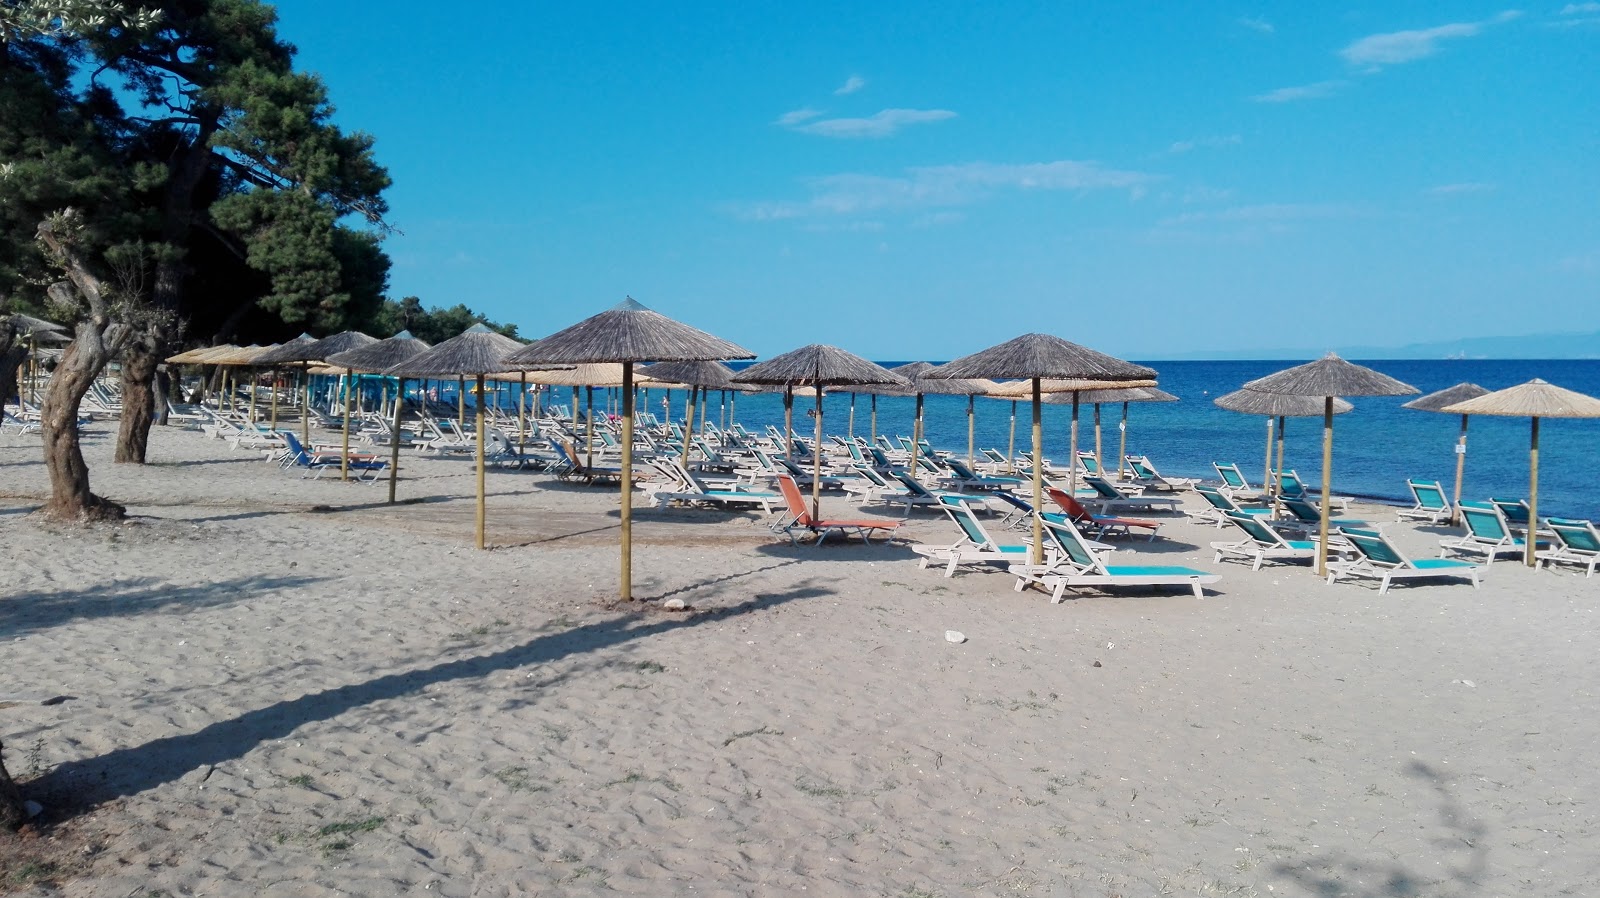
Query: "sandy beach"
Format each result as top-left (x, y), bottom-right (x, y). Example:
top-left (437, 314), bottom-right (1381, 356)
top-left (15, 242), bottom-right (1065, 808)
top-left (3, 422), bottom-right (1598, 897)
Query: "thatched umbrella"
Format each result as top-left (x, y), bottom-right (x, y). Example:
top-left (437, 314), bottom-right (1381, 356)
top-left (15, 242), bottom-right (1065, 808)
top-left (926, 334), bottom-right (1157, 564)
top-left (253, 333), bottom-right (325, 438)
top-left (506, 297), bottom-right (753, 601)
top-left (327, 330), bottom-right (431, 503)
top-left (1244, 354), bottom-right (1418, 575)
top-left (1215, 388), bottom-right (1353, 513)
top-left (1046, 385), bottom-right (1178, 478)
top-left (294, 331), bottom-right (380, 479)
top-left (639, 360), bottom-right (735, 464)
top-left (879, 361), bottom-right (999, 472)
top-left (989, 375), bottom-right (1160, 493)
top-left (385, 324), bottom-right (527, 549)
top-left (516, 363), bottom-right (661, 466)
top-left (1403, 383), bottom-right (1491, 525)
top-left (7, 314), bottom-right (67, 407)
top-left (1441, 379), bottom-right (1600, 567)
top-left (732, 345), bottom-right (908, 524)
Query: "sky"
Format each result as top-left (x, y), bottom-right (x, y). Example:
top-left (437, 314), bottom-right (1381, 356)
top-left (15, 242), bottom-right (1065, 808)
top-left (266, 2), bottom-right (1598, 360)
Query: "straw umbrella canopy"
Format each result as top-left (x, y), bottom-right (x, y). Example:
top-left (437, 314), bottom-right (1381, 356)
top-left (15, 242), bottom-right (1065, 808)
top-left (1043, 385), bottom-right (1178, 478)
top-left (384, 324), bottom-right (527, 549)
top-left (512, 363), bottom-right (660, 466)
top-left (928, 334), bottom-right (1157, 565)
top-left (638, 360), bottom-right (735, 463)
top-left (327, 330), bottom-right (432, 503)
top-left (506, 297), bottom-right (754, 601)
top-left (1244, 354), bottom-right (1419, 575)
top-left (7, 313), bottom-right (65, 335)
top-left (1403, 383), bottom-right (1491, 524)
top-left (877, 361), bottom-right (1000, 472)
top-left (989, 374), bottom-right (1160, 493)
top-left (296, 331), bottom-right (380, 479)
top-left (1441, 379), bottom-right (1600, 567)
top-left (1215, 388), bottom-right (1353, 512)
top-left (732, 345), bottom-right (908, 525)
top-left (252, 333), bottom-right (325, 434)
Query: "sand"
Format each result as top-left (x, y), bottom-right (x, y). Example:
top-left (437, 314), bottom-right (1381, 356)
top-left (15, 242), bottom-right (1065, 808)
top-left (2, 422), bottom-right (1598, 896)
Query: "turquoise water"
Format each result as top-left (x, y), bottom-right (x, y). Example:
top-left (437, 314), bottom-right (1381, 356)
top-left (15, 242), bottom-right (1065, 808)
top-left (407, 359), bottom-right (1600, 520)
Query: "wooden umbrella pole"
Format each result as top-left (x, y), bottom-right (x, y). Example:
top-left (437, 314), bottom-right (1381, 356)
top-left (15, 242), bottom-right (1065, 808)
top-left (683, 386), bottom-right (698, 465)
top-left (388, 378), bottom-right (404, 504)
top-left (301, 365), bottom-right (311, 445)
top-left (1527, 416), bottom-right (1540, 568)
top-left (967, 393), bottom-right (976, 468)
top-left (341, 369), bottom-right (354, 481)
top-left (1317, 397), bottom-right (1334, 578)
top-left (848, 392), bottom-right (856, 440)
top-left (270, 368), bottom-right (279, 429)
top-left (1008, 400), bottom-right (1017, 475)
top-left (915, 390), bottom-right (928, 477)
top-left (729, 391), bottom-right (736, 437)
top-left (1117, 402), bottom-right (1129, 479)
top-left (620, 363), bottom-right (635, 601)
top-left (518, 372), bottom-right (528, 454)
top-left (475, 373), bottom-right (487, 551)
top-left (1031, 379), bottom-right (1044, 565)
top-left (870, 393), bottom-right (878, 445)
top-left (783, 386), bottom-right (794, 461)
top-left (1452, 414), bottom-right (1468, 526)
top-left (247, 369), bottom-right (259, 423)
top-left (811, 386), bottom-right (824, 523)
top-left (1093, 403), bottom-right (1102, 476)
top-left (1068, 392), bottom-right (1081, 495)
top-left (585, 385), bottom-right (595, 469)
top-left (457, 374), bottom-right (465, 430)
top-left (1273, 415), bottom-right (1286, 518)
top-left (1263, 416), bottom-right (1275, 495)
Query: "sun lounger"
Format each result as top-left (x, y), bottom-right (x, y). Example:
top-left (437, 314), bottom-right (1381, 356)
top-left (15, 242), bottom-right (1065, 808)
top-left (1211, 511), bottom-right (1319, 570)
top-left (647, 459), bottom-right (777, 514)
top-left (1541, 518), bottom-right (1600, 577)
top-left (1274, 469), bottom-right (1350, 510)
top-left (913, 495), bottom-right (1034, 578)
top-left (1212, 463), bottom-right (1265, 501)
top-left (1190, 484), bottom-right (1272, 528)
top-left (772, 474), bottom-right (901, 546)
top-left (939, 458), bottom-right (1023, 492)
top-left (1396, 479), bottom-right (1454, 525)
top-left (1439, 502), bottom-right (1547, 565)
top-left (1124, 455), bottom-right (1199, 492)
top-left (1080, 476), bottom-right (1182, 514)
top-left (1011, 515), bottom-right (1219, 602)
top-left (1275, 496), bottom-right (1368, 534)
top-left (1327, 527), bottom-right (1481, 594)
top-left (1047, 488), bottom-right (1161, 541)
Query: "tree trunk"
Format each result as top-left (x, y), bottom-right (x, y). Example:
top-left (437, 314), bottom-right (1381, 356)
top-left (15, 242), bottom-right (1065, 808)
top-left (40, 335), bottom-right (124, 521)
top-left (0, 737), bottom-right (24, 832)
top-left (0, 343), bottom-right (25, 414)
top-left (115, 339), bottom-right (159, 462)
top-left (154, 366), bottom-right (171, 425)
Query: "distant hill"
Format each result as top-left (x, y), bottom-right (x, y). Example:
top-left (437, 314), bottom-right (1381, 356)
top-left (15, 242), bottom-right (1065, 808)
top-left (1163, 330), bottom-right (1600, 361)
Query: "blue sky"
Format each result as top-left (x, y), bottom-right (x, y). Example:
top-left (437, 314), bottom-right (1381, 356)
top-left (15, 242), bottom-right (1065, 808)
top-left (268, 2), bottom-right (1597, 359)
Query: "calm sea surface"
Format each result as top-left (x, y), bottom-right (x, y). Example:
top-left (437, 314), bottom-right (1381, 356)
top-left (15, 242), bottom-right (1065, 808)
top-left (449, 359), bottom-right (1600, 520)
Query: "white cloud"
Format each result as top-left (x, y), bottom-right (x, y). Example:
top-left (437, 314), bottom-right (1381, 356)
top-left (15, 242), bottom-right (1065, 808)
top-left (1251, 80), bottom-right (1346, 103)
top-left (791, 108), bottom-right (957, 139)
top-left (1427, 182), bottom-right (1495, 196)
top-left (1561, 3), bottom-right (1600, 13)
top-left (1169, 134), bottom-right (1242, 154)
top-left (775, 107), bottom-right (824, 127)
top-left (1239, 16), bottom-right (1275, 34)
top-left (834, 75), bottom-right (867, 95)
top-left (734, 160), bottom-right (1156, 220)
top-left (1340, 11), bottom-right (1522, 68)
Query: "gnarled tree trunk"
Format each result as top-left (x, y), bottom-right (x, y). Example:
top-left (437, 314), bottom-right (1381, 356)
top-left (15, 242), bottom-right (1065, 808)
top-left (115, 336), bottom-right (159, 463)
top-left (36, 212), bottom-right (126, 522)
top-left (1, 737), bottom-right (24, 832)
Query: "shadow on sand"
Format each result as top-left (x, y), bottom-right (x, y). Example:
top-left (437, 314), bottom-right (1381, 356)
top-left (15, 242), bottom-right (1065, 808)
top-left (0, 574), bottom-right (328, 640)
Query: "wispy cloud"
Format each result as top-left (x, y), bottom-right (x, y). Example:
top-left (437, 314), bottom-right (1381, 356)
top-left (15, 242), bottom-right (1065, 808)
top-left (1426, 182), bottom-right (1495, 196)
top-left (1238, 16), bottom-right (1275, 34)
top-left (1340, 11), bottom-right (1522, 68)
top-left (1158, 203), bottom-right (1361, 228)
top-left (834, 75), bottom-right (867, 96)
top-left (1169, 134), bottom-right (1242, 154)
top-left (1553, 2), bottom-right (1600, 25)
top-left (734, 160), bottom-right (1156, 221)
top-left (789, 108), bottom-right (957, 139)
top-left (775, 107), bottom-right (824, 127)
top-left (1251, 80), bottom-right (1346, 103)
top-left (1561, 2), bottom-right (1600, 13)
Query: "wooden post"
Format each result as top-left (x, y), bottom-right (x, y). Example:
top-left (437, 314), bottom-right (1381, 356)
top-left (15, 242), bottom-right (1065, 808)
top-left (1527, 416), bottom-right (1540, 568)
top-left (1117, 402), bottom-right (1129, 479)
top-left (909, 393), bottom-right (923, 481)
top-left (247, 369), bottom-right (259, 423)
top-left (341, 369), bottom-right (354, 481)
top-left (1008, 400), bottom-right (1017, 475)
top-left (585, 385), bottom-right (596, 469)
top-left (1452, 413), bottom-right (1469, 526)
top-left (1068, 391), bottom-right (1081, 494)
top-left (1031, 379), bottom-right (1044, 565)
top-left (301, 365), bottom-right (311, 445)
top-left (1317, 397), bottom-right (1333, 578)
top-left (811, 386), bottom-right (825, 523)
top-left (783, 386), bottom-right (794, 461)
top-left (457, 374), bottom-right (465, 431)
top-left (1273, 415), bottom-right (1286, 519)
top-left (683, 385), bottom-right (698, 465)
top-left (620, 363), bottom-right (634, 600)
top-left (869, 393), bottom-right (877, 445)
top-left (1093, 402), bottom-right (1102, 477)
top-left (475, 373), bottom-right (486, 550)
top-left (967, 393), bottom-right (976, 468)
top-left (848, 391), bottom-right (856, 440)
top-left (388, 378), bottom-right (404, 505)
top-left (1263, 416), bottom-right (1275, 496)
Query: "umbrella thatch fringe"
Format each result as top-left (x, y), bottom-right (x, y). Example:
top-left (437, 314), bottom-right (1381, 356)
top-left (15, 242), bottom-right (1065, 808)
top-left (508, 297), bottom-right (753, 365)
top-left (639, 359), bottom-right (737, 388)
top-left (1214, 389), bottom-right (1353, 417)
top-left (1042, 386), bottom-right (1179, 405)
top-left (928, 333), bottom-right (1157, 382)
top-left (1440, 379), bottom-right (1600, 418)
top-left (511, 363), bottom-right (659, 387)
top-left (250, 333), bottom-right (321, 365)
top-left (1403, 382), bottom-right (1490, 413)
top-left (731, 344), bottom-right (908, 388)
top-left (1243, 353), bottom-right (1418, 397)
top-left (383, 324), bottom-right (526, 377)
top-left (326, 331), bottom-right (432, 373)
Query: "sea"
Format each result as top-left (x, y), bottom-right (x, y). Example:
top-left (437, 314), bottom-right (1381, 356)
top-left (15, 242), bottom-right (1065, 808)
top-left (444, 359), bottom-right (1600, 520)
